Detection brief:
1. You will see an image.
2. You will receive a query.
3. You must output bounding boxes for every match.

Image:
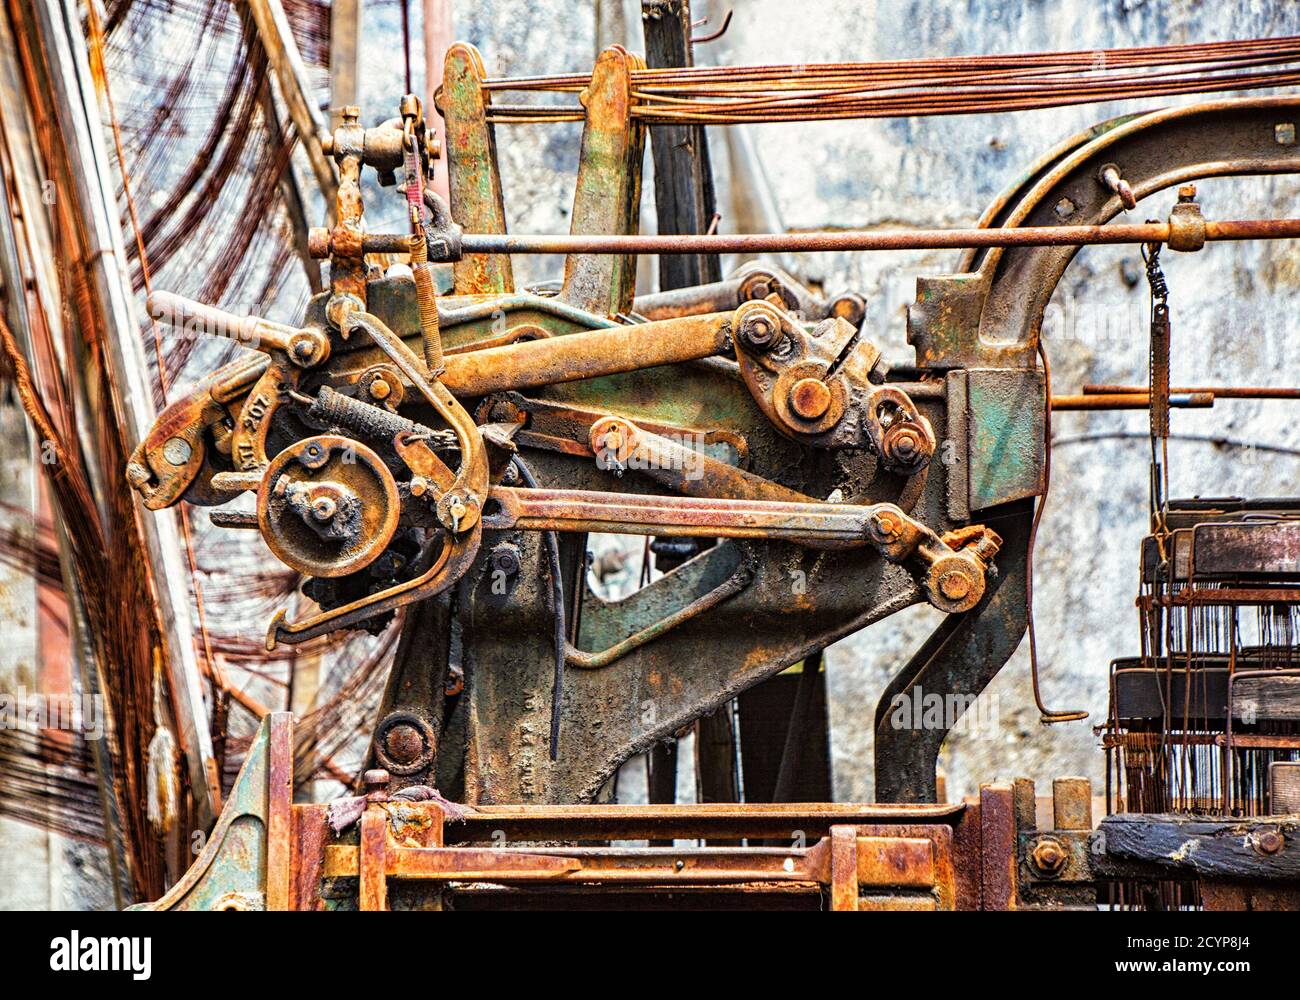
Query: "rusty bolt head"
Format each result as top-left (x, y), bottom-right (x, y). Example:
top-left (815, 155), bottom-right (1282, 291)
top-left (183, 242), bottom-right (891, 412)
top-left (368, 378), bottom-right (392, 401)
top-left (310, 495), bottom-right (338, 521)
top-left (874, 512), bottom-right (899, 540)
top-left (1252, 828), bottom-right (1285, 855)
top-left (1178, 183), bottom-right (1197, 202)
top-left (363, 768), bottom-right (390, 791)
top-left (789, 377), bottom-right (832, 420)
top-left (830, 293), bottom-right (866, 328)
top-left (308, 227), bottom-right (331, 258)
top-left (341, 106), bottom-right (361, 123)
top-left (739, 315), bottom-right (777, 351)
top-left (597, 428), bottom-right (624, 453)
top-left (383, 723), bottom-right (425, 766)
top-left (938, 570), bottom-right (972, 602)
top-left (885, 427), bottom-right (921, 464)
top-left (408, 476), bottom-right (428, 497)
top-left (490, 543), bottom-right (521, 576)
top-left (1030, 837), bottom-right (1067, 877)
top-left (162, 437), bottom-right (193, 467)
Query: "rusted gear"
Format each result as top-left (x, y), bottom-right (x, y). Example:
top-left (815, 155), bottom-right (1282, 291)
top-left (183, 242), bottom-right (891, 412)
top-left (257, 434), bottom-right (400, 578)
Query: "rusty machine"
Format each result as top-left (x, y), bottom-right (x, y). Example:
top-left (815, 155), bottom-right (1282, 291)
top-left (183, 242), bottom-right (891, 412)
top-left (123, 34), bottom-right (1300, 910)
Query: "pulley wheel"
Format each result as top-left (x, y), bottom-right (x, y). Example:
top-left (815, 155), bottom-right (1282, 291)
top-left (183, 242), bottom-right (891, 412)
top-left (257, 434), bottom-right (400, 578)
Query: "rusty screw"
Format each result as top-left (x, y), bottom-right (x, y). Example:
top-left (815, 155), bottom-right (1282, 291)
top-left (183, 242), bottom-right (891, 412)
top-left (409, 476), bottom-right (429, 498)
top-left (310, 495), bottom-right (338, 522)
top-left (938, 570), bottom-right (972, 603)
top-left (368, 377), bottom-right (392, 401)
top-left (1030, 837), bottom-right (1067, 877)
top-left (739, 314), bottom-right (777, 352)
top-left (1098, 163), bottom-right (1137, 211)
top-left (789, 377), bottom-right (832, 420)
top-left (383, 723), bottom-right (425, 767)
top-left (884, 426), bottom-right (922, 466)
top-left (490, 543), bottom-right (521, 577)
top-left (1252, 828), bottom-right (1285, 856)
top-left (873, 512), bottom-right (900, 541)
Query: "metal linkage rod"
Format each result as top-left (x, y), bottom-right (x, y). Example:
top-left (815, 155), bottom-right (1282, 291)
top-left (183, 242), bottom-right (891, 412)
top-left (459, 217), bottom-right (1300, 255)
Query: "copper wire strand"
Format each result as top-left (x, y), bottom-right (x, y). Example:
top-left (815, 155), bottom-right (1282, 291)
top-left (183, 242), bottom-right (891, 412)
top-left (482, 35), bottom-right (1300, 124)
top-left (86, 4), bottom-right (225, 696)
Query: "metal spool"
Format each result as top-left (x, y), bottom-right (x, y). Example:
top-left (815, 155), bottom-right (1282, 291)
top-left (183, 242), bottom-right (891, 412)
top-left (257, 434), bottom-right (400, 578)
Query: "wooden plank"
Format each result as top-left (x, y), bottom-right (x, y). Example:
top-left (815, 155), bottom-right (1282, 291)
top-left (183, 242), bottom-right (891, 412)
top-left (1232, 673), bottom-right (1300, 722)
top-left (1099, 813), bottom-right (1300, 880)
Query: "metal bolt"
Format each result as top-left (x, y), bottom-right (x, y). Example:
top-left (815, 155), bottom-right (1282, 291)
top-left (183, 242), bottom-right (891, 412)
top-left (363, 768), bottom-right (390, 796)
top-left (874, 512), bottom-right (899, 540)
top-left (1178, 183), bottom-right (1197, 202)
top-left (938, 570), bottom-right (972, 602)
top-left (310, 496), bottom-right (337, 521)
top-left (1252, 828), bottom-right (1285, 855)
top-left (739, 315), bottom-right (777, 351)
top-left (490, 543), bottom-right (521, 576)
top-left (1098, 163), bottom-right (1137, 211)
top-left (383, 723), bottom-right (425, 766)
top-left (1030, 837), bottom-right (1067, 877)
top-left (1276, 122), bottom-right (1296, 146)
top-left (162, 437), bottom-right (192, 466)
top-left (409, 476), bottom-right (428, 497)
top-left (369, 377), bottom-right (392, 401)
top-left (886, 427), bottom-right (921, 464)
top-left (789, 377), bottom-right (831, 420)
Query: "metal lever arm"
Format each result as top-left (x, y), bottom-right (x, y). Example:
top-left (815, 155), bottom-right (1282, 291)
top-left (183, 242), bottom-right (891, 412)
top-left (484, 486), bottom-right (1000, 614)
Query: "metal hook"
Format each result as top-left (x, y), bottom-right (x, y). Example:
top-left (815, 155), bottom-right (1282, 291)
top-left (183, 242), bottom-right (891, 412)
top-left (691, 8), bottom-right (733, 44)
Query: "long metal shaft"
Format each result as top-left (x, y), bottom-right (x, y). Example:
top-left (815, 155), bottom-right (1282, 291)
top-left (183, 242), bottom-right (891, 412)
top-left (459, 217), bottom-right (1300, 255)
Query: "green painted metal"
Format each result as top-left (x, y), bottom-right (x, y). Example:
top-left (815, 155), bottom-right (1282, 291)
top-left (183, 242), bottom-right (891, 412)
top-left (439, 43), bottom-right (513, 295)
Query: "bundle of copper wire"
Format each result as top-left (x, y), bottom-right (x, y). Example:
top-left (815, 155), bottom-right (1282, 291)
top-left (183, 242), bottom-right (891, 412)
top-left (483, 35), bottom-right (1300, 123)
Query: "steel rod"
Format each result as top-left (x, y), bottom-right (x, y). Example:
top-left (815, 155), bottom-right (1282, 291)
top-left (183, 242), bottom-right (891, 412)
top-left (1083, 383), bottom-right (1300, 399)
top-left (1051, 392), bottom-right (1215, 410)
top-left (459, 217), bottom-right (1300, 255)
